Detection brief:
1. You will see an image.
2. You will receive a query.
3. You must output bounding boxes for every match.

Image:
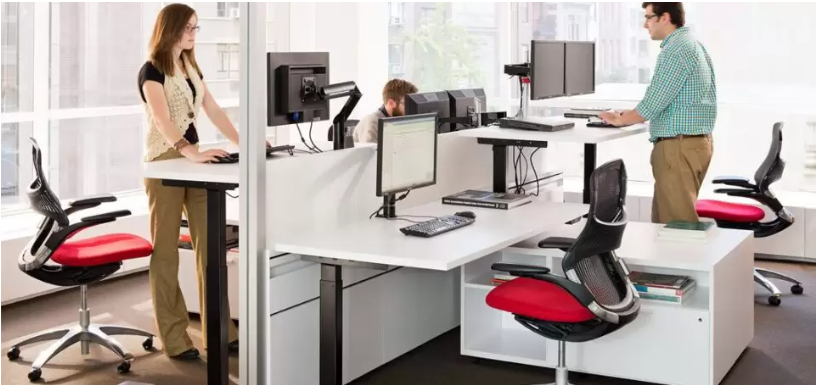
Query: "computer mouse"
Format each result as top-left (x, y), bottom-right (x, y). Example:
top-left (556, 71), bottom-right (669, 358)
top-left (455, 211), bottom-right (476, 219)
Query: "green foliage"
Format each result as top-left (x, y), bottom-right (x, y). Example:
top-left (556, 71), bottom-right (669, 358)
top-left (399, 5), bottom-right (483, 92)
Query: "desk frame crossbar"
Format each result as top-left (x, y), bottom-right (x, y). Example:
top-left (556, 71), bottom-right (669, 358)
top-left (161, 179), bottom-right (238, 385)
top-left (476, 138), bottom-right (597, 204)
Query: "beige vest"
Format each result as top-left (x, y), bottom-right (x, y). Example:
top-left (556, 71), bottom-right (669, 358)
top-left (143, 56), bottom-right (205, 162)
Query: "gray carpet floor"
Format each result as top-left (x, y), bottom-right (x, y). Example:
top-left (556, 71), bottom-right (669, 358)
top-left (1, 260), bottom-right (813, 385)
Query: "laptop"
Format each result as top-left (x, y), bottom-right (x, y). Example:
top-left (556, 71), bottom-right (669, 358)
top-left (499, 116), bottom-right (575, 132)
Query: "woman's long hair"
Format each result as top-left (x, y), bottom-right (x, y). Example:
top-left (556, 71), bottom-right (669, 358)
top-left (148, 3), bottom-right (202, 76)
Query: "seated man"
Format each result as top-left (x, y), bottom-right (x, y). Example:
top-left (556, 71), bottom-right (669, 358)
top-left (352, 78), bottom-right (418, 143)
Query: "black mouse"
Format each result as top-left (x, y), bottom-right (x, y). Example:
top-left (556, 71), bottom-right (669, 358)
top-left (455, 211), bottom-right (476, 219)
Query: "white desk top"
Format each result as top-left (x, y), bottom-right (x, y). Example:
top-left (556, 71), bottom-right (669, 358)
top-left (274, 200), bottom-right (589, 271)
top-left (458, 116), bottom-right (648, 144)
top-left (508, 221), bottom-right (753, 272)
top-left (143, 156), bottom-right (241, 185)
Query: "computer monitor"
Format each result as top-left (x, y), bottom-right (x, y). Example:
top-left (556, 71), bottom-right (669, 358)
top-left (530, 40), bottom-right (566, 100)
top-left (405, 91), bottom-right (451, 133)
top-left (267, 52), bottom-right (330, 127)
top-left (447, 88), bottom-right (487, 131)
top-left (565, 41), bottom-right (595, 96)
top-left (376, 113), bottom-right (439, 218)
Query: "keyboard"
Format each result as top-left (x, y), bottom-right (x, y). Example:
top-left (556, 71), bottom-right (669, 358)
top-left (223, 145), bottom-right (296, 161)
top-left (586, 117), bottom-right (619, 128)
top-left (399, 215), bottom-right (475, 238)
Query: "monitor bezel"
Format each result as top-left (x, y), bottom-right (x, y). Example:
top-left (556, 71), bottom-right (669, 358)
top-left (376, 112), bottom-right (439, 197)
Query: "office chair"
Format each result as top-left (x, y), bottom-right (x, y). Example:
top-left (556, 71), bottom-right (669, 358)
top-left (486, 159), bottom-right (640, 385)
top-left (8, 138), bottom-right (155, 382)
top-left (695, 122), bottom-right (803, 306)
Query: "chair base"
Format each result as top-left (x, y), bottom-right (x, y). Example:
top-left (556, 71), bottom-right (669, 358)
top-left (531, 341), bottom-right (575, 385)
top-left (531, 367), bottom-right (574, 385)
top-left (6, 285), bottom-right (155, 382)
top-left (754, 267), bottom-right (804, 306)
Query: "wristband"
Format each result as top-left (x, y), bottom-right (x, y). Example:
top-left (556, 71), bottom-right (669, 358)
top-left (173, 138), bottom-right (190, 152)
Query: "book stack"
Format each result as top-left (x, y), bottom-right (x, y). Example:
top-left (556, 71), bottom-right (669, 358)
top-left (628, 271), bottom-right (696, 304)
top-left (657, 220), bottom-right (715, 243)
top-left (442, 189), bottom-right (533, 210)
top-left (490, 273), bottom-right (517, 286)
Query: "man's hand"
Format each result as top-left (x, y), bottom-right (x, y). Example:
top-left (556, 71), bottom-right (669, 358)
top-left (598, 110), bottom-right (624, 126)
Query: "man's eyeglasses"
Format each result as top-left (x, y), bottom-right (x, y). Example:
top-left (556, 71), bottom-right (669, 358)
top-left (644, 14), bottom-right (659, 21)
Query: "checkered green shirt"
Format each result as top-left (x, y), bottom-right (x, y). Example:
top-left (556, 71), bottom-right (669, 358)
top-left (635, 27), bottom-right (717, 142)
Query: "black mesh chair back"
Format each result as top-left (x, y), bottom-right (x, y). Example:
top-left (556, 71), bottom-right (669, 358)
top-left (27, 138), bottom-right (69, 227)
top-left (753, 122), bottom-right (785, 193)
top-left (563, 159), bottom-right (638, 320)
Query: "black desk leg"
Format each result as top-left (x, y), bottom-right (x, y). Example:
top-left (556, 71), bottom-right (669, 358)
top-left (320, 264), bottom-right (343, 385)
top-left (206, 189), bottom-right (229, 385)
top-left (583, 143), bottom-right (597, 204)
top-left (492, 145), bottom-right (508, 193)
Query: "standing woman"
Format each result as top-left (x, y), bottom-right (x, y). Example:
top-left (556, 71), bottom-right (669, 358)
top-left (139, 3), bottom-right (238, 360)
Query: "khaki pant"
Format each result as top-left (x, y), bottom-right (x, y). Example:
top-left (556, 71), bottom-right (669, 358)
top-left (650, 134), bottom-right (713, 224)
top-left (144, 149), bottom-right (238, 356)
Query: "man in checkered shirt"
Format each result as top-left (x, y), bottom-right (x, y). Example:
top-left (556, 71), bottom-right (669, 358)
top-left (600, 2), bottom-right (716, 224)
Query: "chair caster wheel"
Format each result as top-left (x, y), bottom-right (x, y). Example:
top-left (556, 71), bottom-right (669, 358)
top-left (791, 284), bottom-right (804, 295)
top-left (768, 296), bottom-right (781, 306)
top-left (8, 346), bottom-right (20, 360)
top-left (28, 368), bottom-right (41, 382)
top-left (117, 361), bottom-right (131, 374)
top-left (142, 337), bottom-right (153, 351)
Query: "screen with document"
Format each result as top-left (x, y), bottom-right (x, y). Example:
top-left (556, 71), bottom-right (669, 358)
top-left (377, 113), bottom-right (438, 196)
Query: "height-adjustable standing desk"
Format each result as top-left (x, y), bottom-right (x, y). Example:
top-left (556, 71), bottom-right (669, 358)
top-left (274, 200), bottom-right (588, 385)
top-left (459, 117), bottom-right (647, 203)
top-left (143, 158), bottom-right (241, 385)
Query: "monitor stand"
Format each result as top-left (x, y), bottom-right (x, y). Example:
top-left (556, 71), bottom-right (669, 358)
top-left (377, 194), bottom-right (397, 219)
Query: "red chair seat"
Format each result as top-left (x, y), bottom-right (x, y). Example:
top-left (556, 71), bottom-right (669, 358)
top-left (486, 277), bottom-right (596, 323)
top-left (51, 234), bottom-right (153, 267)
top-left (696, 199), bottom-right (765, 223)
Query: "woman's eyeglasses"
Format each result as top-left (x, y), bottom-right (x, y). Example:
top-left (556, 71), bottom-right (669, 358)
top-left (185, 24), bottom-right (200, 34)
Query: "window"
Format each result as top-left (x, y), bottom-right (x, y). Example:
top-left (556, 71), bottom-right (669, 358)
top-left (50, 3), bottom-right (146, 109)
top-left (387, 3), bottom-right (506, 112)
top-left (2, 2), bottom-right (34, 113)
top-left (217, 44), bottom-right (240, 79)
top-left (388, 2), bottom-right (404, 25)
top-left (217, 2), bottom-right (239, 18)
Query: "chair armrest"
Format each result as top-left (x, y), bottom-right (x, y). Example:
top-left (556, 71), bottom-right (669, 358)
top-left (491, 263), bottom-right (551, 280)
top-left (69, 193), bottom-right (117, 207)
top-left (492, 263), bottom-right (596, 307)
top-left (537, 236), bottom-right (576, 251)
top-left (81, 210), bottom-right (131, 223)
top-left (44, 214), bottom-right (122, 252)
top-left (714, 188), bottom-right (755, 198)
top-left (65, 194), bottom-right (118, 216)
top-left (712, 176), bottom-right (755, 190)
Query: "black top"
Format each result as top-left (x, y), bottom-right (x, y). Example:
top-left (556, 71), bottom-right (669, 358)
top-left (138, 61), bottom-right (203, 145)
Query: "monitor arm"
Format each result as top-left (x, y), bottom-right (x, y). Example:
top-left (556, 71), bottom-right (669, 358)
top-left (318, 81), bottom-right (361, 150)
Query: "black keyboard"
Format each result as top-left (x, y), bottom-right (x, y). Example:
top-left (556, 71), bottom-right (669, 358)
top-left (399, 215), bottom-right (475, 238)
top-left (586, 117), bottom-right (618, 128)
top-left (223, 145), bottom-right (296, 161)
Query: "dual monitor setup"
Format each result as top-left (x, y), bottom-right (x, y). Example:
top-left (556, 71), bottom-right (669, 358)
top-left (502, 40), bottom-right (601, 132)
